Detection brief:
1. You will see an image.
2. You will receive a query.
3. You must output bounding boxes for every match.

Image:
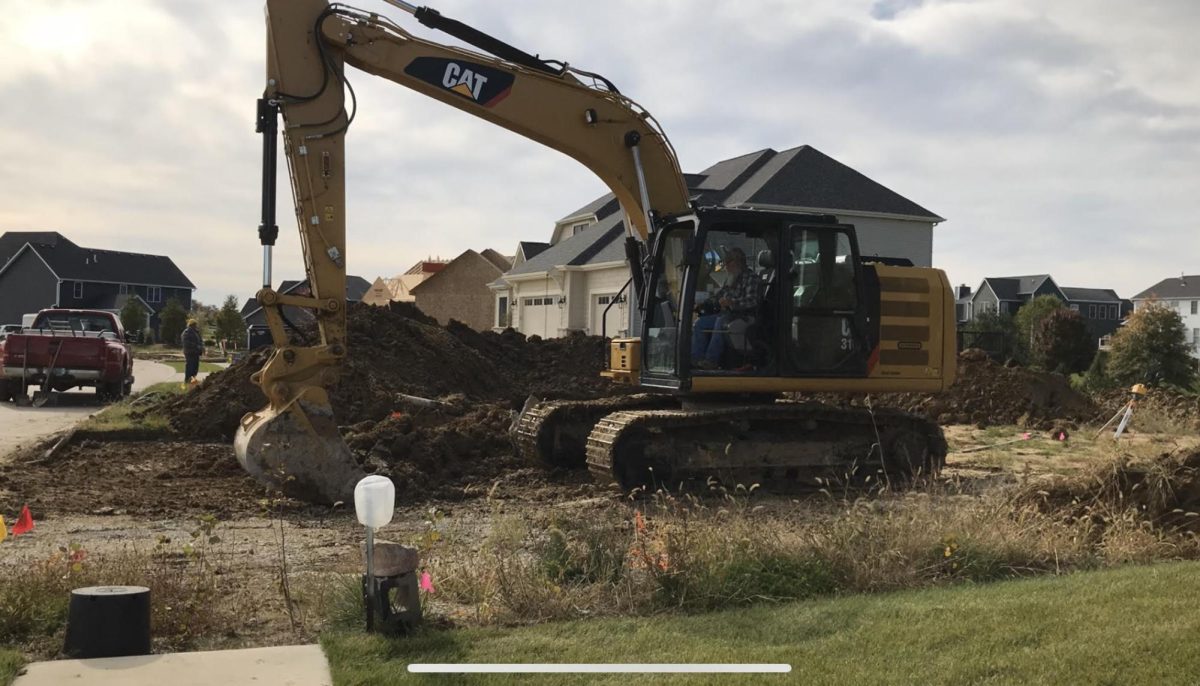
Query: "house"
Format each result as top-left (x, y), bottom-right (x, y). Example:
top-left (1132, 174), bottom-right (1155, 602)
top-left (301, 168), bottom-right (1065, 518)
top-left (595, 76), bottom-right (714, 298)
top-left (0, 231), bottom-right (194, 334)
top-left (411, 249), bottom-right (512, 331)
top-left (1131, 274), bottom-right (1200, 358)
top-left (967, 274), bottom-right (1131, 342)
top-left (361, 259), bottom-right (448, 306)
top-left (954, 285), bottom-right (973, 324)
top-left (490, 145), bottom-right (945, 338)
top-left (241, 275), bottom-right (371, 349)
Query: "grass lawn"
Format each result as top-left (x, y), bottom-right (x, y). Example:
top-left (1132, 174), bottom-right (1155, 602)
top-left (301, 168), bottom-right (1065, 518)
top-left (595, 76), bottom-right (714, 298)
top-left (0, 650), bottom-right (24, 686)
top-left (161, 360), bottom-right (225, 374)
top-left (323, 561), bottom-right (1200, 685)
top-left (78, 381), bottom-right (182, 434)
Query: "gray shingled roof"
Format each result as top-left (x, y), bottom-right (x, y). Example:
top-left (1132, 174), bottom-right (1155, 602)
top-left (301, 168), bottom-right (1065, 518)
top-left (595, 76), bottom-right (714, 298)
top-left (556, 193), bottom-right (620, 223)
top-left (725, 147), bottom-right (943, 220)
top-left (505, 214), bottom-right (625, 277)
top-left (982, 275), bottom-right (1059, 300)
top-left (1061, 287), bottom-right (1121, 303)
top-left (0, 231), bottom-right (195, 288)
top-left (519, 145), bottom-right (942, 274)
top-left (1133, 275), bottom-right (1200, 300)
top-left (518, 241), bottom-right (550, 260)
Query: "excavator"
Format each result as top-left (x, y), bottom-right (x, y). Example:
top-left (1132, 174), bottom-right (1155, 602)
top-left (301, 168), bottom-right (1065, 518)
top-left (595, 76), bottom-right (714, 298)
top-left (235, 0), bottom-right (957, 504)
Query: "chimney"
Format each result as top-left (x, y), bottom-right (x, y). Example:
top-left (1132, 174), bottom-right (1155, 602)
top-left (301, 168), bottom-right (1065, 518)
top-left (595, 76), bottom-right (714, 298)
top-left (957, 284), bottom-right (972, 299)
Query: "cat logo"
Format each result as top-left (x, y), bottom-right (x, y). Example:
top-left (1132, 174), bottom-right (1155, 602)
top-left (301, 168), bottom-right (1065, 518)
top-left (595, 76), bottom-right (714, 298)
top-left (404, 57), bottom-right (515, 108)
top-left (442, 63), bottom-right (488, 101)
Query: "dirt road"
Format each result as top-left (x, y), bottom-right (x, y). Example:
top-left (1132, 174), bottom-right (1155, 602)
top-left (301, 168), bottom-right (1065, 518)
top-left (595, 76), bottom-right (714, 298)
top-left (0, 359), bottom-right (188, 461)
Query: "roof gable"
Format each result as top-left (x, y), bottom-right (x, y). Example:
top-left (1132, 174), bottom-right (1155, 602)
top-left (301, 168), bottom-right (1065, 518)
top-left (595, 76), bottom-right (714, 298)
top-left (727, 146), bottom-right (943, 220)
top-left (0, 231), bottom-right (194, 289)
top-left (410, 250), bottom-right (509, 293)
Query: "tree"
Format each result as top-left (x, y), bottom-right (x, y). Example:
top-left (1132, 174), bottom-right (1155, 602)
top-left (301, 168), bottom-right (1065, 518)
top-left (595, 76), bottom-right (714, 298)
top-left (1107, 301), bottom-right (1197, 389)
top-left (158, 298), bottom-right (188, 347)
top-left (188, 299), bottom-right (219, 336)
top-left (214, 295), bottom-right (245, 349)
top-left (1032, 308), bottom-right (1093, 373)
top-left (1014, 295), bottom-right (1064, 364)
top-left (119, 299), bottom-right (147, 342)
top-left (961, 310), bottom-right (1018, 360)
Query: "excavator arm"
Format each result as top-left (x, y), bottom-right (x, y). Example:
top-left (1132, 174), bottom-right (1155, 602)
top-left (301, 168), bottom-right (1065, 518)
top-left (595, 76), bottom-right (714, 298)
top-left (236, 0), bottom-right (693, 502)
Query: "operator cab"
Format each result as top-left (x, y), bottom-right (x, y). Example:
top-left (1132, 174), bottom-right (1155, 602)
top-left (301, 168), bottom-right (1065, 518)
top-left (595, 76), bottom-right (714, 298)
top-left (639, 208), bottom-right (877, 390)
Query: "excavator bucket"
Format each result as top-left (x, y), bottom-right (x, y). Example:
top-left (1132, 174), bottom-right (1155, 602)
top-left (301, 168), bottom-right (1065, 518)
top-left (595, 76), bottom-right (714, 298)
top-left (234, 386), bottom-right (365, 504)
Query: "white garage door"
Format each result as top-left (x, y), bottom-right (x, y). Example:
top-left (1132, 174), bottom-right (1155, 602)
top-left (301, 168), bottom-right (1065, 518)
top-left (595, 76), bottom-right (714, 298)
top-left (521, 296), bottom-right (553, 338)
top-left (591, 293), bottom-right (628, 338)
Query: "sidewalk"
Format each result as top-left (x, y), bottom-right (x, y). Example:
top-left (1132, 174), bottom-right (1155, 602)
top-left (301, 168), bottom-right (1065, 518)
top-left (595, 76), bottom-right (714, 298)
top-left (14, 645), bottom-right (332, 686)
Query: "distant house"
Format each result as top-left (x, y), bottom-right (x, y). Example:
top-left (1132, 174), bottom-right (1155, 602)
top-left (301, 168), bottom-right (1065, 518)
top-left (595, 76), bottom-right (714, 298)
top-left (411, 249), bottom-right (512, 331)
top-left (241, 275), bottom-right (371, 349)
top-left (0, 231), bottom-right (194, 334)
top-left (1131, 274), bottom-right (1200, 358)
top-left (362, 260), bottom-right (448, 306)
top-left (490, 145), bottom-right (945, 338)
top-left (967, 274), bottom-right (1131, 343)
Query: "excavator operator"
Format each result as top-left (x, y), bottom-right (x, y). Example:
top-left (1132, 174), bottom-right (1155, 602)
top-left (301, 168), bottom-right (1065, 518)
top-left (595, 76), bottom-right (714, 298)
top-left (691, 247), bottom-right (760, 370)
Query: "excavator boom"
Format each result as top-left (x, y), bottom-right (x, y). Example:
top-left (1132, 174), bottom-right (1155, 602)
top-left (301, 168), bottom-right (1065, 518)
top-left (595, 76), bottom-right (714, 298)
top-left (237, 0), bottom-right (693, 502)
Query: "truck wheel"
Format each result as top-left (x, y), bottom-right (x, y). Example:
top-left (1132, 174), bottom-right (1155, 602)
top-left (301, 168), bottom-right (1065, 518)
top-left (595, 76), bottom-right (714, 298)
top-left (0, 379), bottom-right (10, 403)
top-left (98, 382), bottom-right (122, 404)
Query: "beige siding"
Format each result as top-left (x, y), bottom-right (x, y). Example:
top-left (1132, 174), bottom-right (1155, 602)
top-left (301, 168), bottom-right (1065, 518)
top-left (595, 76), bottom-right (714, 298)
top-left (412, 252), bottom-right (506, 331)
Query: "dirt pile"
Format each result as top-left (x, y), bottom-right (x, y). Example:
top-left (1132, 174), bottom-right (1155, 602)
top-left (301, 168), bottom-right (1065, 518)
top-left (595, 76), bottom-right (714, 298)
top-left (150, 302), bottom-right (620, 500)
top-left (163, 302), bottom-right (616, 442)
top-left (342, 399), bottom-right (521, 500)
top-left (811, 349), bottom-right (1098, 428)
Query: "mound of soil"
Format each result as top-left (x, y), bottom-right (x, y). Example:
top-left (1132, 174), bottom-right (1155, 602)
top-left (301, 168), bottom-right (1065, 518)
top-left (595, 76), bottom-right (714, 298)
top-left (342, 400), bottom-right (521, 500)
top-left (163, 302), bottom-right (616, 442)
top-left (810, 349), bottom-right (1098, 428)
top-left (146, 303), bottom-right (620, 501)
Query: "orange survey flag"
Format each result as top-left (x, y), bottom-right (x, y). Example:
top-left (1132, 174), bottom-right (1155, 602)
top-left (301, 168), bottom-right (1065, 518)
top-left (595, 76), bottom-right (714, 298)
top-left (11, 505), bottom-right (33, 536)
top-left (0, 515), bottom-right (7, 543)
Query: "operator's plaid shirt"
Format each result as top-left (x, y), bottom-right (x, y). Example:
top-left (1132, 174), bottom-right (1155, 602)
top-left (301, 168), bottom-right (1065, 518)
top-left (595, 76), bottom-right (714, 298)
top-left (718, 270), bottom-right (759, 313)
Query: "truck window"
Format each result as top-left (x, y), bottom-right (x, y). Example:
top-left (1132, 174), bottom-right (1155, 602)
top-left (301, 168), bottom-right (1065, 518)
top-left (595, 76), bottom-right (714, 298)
top-left (34, 313), bottom-right (116, 335)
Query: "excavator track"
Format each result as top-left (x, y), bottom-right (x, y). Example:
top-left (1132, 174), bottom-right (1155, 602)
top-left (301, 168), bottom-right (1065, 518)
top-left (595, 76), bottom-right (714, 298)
top-left (586, 402), bottom-right (946, 493)
top-left (513, 394), bottom-right (676, 468)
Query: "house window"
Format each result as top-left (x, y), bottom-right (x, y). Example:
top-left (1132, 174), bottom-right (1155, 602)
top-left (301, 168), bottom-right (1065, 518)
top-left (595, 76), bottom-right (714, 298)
top-left (1070, 304), bottom-right (1079, 312)
top-left (119, 284), bottom-right (129, 295)
top-left (148, 286), bottom-right (162, 303)
top-left (1099, 307), bottom-right (1107, 320)
top-left (1192, 301), bottom-right (1198, 315)
top-left (497, 296), bottom-right (508, 327)
top-left (1193, 328), bottom-right (1199, 345)
top-left (72, 282), bottom-right (83, 299)
top-left (1109, 305), bottom-right (1118, 319)
top-left (1088, 304), bottom-right (1097, 318)
top-left (571, 222), bottom-right (589, 236)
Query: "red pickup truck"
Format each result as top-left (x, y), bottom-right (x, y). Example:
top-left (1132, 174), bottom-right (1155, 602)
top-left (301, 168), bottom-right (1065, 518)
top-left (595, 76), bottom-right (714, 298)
top-left (0, 309), bottom-right (134, 403)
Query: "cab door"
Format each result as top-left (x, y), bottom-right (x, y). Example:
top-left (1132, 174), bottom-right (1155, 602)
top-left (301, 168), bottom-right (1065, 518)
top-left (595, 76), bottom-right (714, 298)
top-left (786, 224), bottom-right (870, 376)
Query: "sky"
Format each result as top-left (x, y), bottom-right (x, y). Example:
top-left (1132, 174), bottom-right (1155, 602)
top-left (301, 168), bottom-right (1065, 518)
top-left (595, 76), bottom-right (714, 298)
top-left (1, 0), bottom-right (1196, 306)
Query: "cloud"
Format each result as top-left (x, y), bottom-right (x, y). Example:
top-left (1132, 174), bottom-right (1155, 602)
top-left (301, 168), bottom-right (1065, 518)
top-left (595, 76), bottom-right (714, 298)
top-left (0, 0), bottom-right (1196, 307)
